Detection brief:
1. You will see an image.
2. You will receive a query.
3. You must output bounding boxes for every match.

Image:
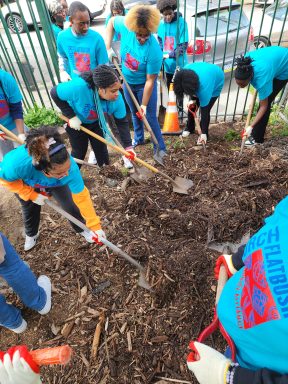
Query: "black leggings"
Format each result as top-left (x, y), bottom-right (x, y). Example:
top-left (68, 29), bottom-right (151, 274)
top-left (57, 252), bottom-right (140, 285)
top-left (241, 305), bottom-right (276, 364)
top-left (252, 78), bottom-right (288, 143)
top-left (186, 96), bottom-right (218, 136)
top-left (66, 121), bottom-right (109, 167)
top-left (17, 185), bottom-right (85, 237)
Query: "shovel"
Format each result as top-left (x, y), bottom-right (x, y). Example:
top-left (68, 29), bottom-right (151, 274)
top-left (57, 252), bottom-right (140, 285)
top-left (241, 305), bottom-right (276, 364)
top-left (112, 60), bottom-right (165, 166)
top-left (190, 103), bottom-right (206, 153)
top-left (45, 199), bottom-right (152, 291)
top-left (239, 91), bottom-right (258, 156)
top-left (61, 115), bottom-right (193, 194)
top-left (0, 125), bottom-right (97, 170)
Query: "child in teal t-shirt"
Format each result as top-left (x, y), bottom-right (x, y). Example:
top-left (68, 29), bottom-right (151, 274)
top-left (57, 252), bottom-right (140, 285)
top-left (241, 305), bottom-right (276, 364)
top-left (57, 2), bottom-right (108, 82)
top-left (235, 47), bottom-right (288, 145)
top-left (157, 0), bottom-right (188, 90)
top-left (173, 62), bottom-right (224, 145)
top-left (51, 65), bottom-right (134, 169)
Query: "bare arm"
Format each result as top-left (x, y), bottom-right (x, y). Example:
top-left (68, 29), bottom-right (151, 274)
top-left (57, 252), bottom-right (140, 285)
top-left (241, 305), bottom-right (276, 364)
top-left (251, 98), bottom-right (268, 128)
top-left (142, 74), bottom-right (157, 107)
top-left (105, 17), bottom-right (115, 50)
top-left (14, 119), bottom-right (24, 134)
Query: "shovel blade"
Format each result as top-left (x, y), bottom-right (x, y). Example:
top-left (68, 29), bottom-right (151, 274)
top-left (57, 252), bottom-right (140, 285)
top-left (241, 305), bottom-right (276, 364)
top-left (130, 166), bottom-right (154, 183)
top-left (138, 272), bottom-right (153, 291)
top-left (172, 176), bottom-right (193, 195)
top-left (153, 149), bottom-right (167, 166)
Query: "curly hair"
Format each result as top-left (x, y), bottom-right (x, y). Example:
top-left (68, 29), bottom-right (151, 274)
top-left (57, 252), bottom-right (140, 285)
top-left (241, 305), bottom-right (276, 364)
top-left (156, 0), bottom-right (177, 13)
top-left (81, 65), bottom-right (120, 90)
top-left (173, 69), bottom-right (200, 100)
top-left (26, 126), bottom-right (69, 172)
top-left (125, 5), bottom-right (161, 34)
top-left (234, 55), bottom-right (253, 81)
top-left (110, 0), bottom-right (125, 15)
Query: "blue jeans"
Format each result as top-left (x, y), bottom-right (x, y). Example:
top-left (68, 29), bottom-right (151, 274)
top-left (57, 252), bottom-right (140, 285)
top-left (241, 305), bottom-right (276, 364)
top-left (0, 233), bottom-right (47, 329)
top-left (123, 81), bottom-right (166, 152)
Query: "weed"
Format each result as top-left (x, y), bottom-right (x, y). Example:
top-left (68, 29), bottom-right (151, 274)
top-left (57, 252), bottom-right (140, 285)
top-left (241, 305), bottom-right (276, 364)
top-left (120, 167), bottom-right (130, 177)
top-left (24, 104), bottom-right (62, 128)
top-left (224, 129), bottom-right (240, 142)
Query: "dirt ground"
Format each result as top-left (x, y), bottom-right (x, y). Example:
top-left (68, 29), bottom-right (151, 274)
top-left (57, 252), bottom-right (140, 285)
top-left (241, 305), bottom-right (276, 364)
top-left (0, 121), bottom-right (288, 384)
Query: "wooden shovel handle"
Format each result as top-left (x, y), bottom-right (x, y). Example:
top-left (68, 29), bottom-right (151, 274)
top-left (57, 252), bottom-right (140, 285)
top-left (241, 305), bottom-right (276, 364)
top-left (0, 124), bottom-right (24, 144)
top-left (215, 265), bottom-right (228, 305)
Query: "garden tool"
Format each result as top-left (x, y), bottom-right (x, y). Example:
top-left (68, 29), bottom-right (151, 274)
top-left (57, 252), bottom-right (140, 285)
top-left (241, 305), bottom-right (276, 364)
top-left (93, 93), bottom-right (153, 183)
top-left (239, 91), bottom-right (258, 155)
top-left (0, 124), bottom-right (97, 169)
top-left (45, 199), bottom-right (152, 291)
top-left (188, 102), bottom-right (206, 153)
top-left (60, 115), bottom-right (193, 194)
top-left (187, 265), bottom-right (236, 363)
top-left (112, 60), bottom-right (165, 166)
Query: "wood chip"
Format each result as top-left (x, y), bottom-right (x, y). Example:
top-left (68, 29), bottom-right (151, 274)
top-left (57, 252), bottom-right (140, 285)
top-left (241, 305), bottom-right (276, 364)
top-left (127, 331), bottom-right (132, 352)
top-left (91, 312), bottom-right (105, 359)
top-left (150, 335), bottom-right (169, 343)
top-left (61, 321), bottom-right (74, 338)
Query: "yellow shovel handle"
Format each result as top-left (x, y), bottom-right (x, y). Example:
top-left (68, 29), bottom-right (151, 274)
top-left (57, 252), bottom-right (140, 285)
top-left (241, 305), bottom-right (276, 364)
top-left (0, 124), bottom-right (24, 144)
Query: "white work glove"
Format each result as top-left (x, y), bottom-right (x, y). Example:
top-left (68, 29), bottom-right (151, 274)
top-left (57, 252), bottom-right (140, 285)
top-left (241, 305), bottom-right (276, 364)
top-left (241, 125), bottom-right (253, 139)
top-left (18, 133), bottom-right (26, 143)
top-left (32, 194), bottom-right (49, 206)
top-left (107, 48), bottom-right (117, 62)
top-left (124, 147), bottom-right (136, 160)
top-left (140, 105), bottom-right (147, 116)
top-left (163, 53), bottom-right (169, 59)
top-left (68, 116), bottom-right (82, 130)
top-left (197, 134), bottom-right (207, 145)
top-left (187, 342), bottom-right (231, 384)
top-left (81, 229), bottom-right (106, 244)
top-left (60, 71), bottom-right (71, 82)
top-left (0, 346), bottom-right (41, 384)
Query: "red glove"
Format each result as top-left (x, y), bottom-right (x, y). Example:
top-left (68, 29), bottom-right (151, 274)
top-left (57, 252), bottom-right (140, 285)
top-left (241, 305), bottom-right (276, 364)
top-left (214, 254), bottom-right (237, 279)
top-left (187, 102), bottom-right (198, 117)
top-left (125, 148), bottom-right (136, 161)
top-left (0, 131), bottom-right (7, 141)
top-left (136, 105), bottom-right (146, 120)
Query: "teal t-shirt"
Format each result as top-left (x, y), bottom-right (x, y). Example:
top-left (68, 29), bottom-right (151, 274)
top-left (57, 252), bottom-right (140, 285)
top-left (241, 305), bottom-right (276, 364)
top-left (246, 47), bottom-right (288, 100)
top-left (113, 16), bottom-right (163, 84)
top-left (0, 145), bottom-right (84, 194)
top-left (157, 16), bottom-right (188, 74)
top-left (218, 195), bottom-right (288, 374)
top-left (105, 10), bottom-right (128, 41)
top-left (56, 77), bottom-right (126, 123)
top-left (57, 28), bottom-right (108, 78)
top-left (52, 23), bottom-right (62, 40)
top-left (184, 62), bottom-right (224, 107)
top-left (0, 69), bottom-right (22, 131)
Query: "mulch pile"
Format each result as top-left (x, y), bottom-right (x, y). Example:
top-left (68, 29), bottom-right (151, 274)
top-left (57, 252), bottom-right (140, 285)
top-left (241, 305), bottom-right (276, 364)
top-left (0, 122), bottom-right (288, 383)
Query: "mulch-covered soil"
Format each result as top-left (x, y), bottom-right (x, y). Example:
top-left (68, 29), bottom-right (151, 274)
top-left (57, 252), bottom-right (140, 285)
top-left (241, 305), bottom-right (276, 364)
top-left (0, 121), bottom-right (288, 383)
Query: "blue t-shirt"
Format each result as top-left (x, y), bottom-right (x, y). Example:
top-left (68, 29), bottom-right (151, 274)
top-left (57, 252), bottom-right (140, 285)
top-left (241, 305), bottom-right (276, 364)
top-left (57, 28), bottom-right (108, 79)
top-left (184, 62), bottom-right (224, 107)
top-left (157, 16), bottom-right (188, 74)
top-left (113, 16), bottom-right (163, 84)
top-left (218, 195), bottom-right (288, 373)
top-left (56, 77), bottom-right (126, 123)
top-left (52, 23), bottom-right (62, 40)
top-left (246, 47), bottom-right (288, 100)
top-left (0, 145), bottom-right (84, 194)
top-left (0, 70), bottom-right (22, 131)
top-left (105, 10), bottom-right (128, 41)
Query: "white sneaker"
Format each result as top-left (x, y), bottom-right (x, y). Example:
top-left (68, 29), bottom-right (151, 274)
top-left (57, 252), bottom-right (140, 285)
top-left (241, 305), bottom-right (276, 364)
top-left (8, 318), bottom-right (27, 334)
top-left (122, 155), bottom-right (133, 169)
top-left (37, 275), bottom-right (52, 315)
top-left (88, 151), bottom-right (97, 165)
top-left (244, 136), bottom-right (256, 147)
top-left (80, 230), bottom-right (94, 243)
top-left (182, 130), bottom-right (190, 138)
top-left (24, 233), bottom-right (39, 251)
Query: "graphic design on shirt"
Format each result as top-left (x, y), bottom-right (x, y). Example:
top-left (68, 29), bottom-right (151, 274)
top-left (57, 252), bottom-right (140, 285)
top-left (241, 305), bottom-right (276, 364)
top-left (164, 36), bottom-right (175, 51)
top-left (0, 98), bottom-right (9, 118)
top-left (124, 53), bottom-right (140, 72)
top-left (82, 104), bottom-right (98, 121)
top-left (74, 52), bottom-right (91, 72)
top-left (87, 109), bottom-right (98, 120)
top-left (237, 249), bottom-right (280, 329)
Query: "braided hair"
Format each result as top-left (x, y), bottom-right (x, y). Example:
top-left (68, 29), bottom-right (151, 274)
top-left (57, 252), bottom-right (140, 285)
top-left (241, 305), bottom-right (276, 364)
top-left (234, 55), bottom-right (253, 81)
top-left (81, 65), bottom-right (120, 90)
top-left (173, 69), bottom-right (200, 101)
top-left (26, 126), bottom-right (69, 172)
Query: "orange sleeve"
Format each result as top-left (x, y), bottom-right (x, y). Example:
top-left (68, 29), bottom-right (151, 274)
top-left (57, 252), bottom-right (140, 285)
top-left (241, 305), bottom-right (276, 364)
top-left (71, 186), bottom-right (101, 231)
top-left (0, 178), bottom-right (38, 201)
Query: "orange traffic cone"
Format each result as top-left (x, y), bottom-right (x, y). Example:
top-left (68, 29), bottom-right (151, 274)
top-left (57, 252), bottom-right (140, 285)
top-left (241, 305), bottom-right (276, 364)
top-left (162, 83), bottom-right (181, 135)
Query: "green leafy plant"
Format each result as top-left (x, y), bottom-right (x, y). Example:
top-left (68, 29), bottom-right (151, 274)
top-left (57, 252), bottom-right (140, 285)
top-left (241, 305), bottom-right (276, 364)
top-left (224, 129), bottom-right (240, 142)
top-left (24, 104), bottom-right (62, 128)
